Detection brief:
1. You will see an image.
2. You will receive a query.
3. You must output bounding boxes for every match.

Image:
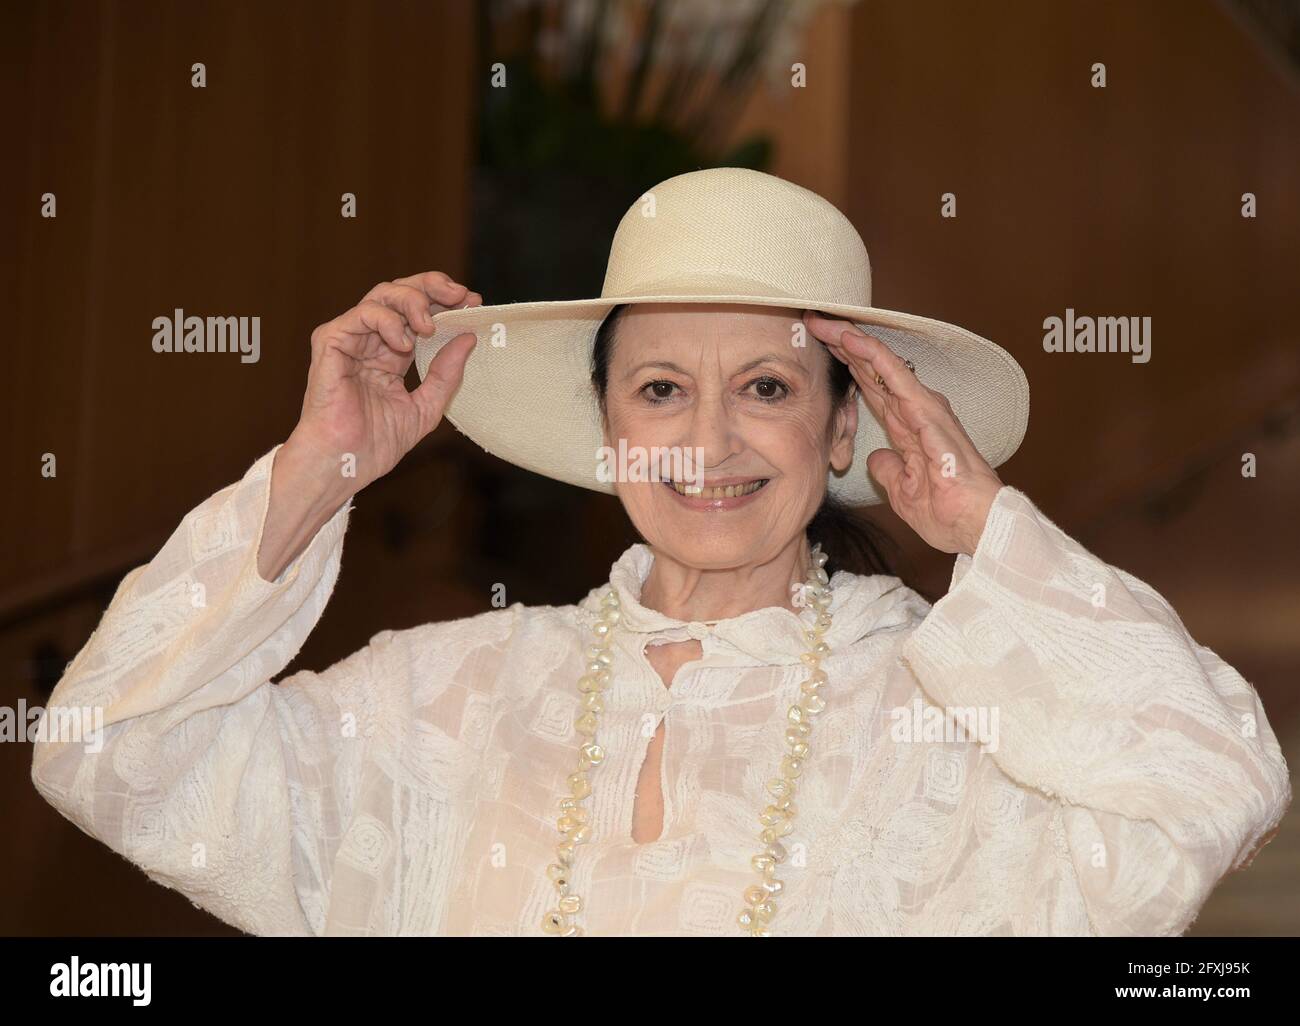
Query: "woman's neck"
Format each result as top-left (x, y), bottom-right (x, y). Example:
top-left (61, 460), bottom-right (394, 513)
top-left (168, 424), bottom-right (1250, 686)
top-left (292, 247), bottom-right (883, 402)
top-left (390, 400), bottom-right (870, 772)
top-left (638, 535), bottom-right (814, 624)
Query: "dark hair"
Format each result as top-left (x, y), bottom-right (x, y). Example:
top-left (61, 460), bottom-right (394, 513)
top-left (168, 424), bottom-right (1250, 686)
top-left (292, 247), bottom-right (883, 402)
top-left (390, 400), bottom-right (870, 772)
top-left (590, 303), bottom-right (903, 580)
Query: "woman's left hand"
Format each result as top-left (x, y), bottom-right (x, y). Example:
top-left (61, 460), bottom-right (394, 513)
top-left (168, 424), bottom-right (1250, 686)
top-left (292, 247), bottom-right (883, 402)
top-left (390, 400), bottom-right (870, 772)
top-left (805, 311), bottom-right (1005, 557)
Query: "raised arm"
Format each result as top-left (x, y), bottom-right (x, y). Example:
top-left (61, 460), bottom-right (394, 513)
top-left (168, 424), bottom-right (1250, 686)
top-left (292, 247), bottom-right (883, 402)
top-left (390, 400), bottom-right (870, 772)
top-left (804, 313), bottom-right (1290, 935)
top-left (32, 446), bottom-right (359, 933)
top-left (899, 485), bottom-right (1292, 934)
top-left (30, 272), bottom-right (483, 934)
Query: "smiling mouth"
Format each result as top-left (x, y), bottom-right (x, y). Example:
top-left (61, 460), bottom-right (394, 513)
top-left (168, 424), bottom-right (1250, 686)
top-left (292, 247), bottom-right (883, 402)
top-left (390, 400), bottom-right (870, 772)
top-left (661, 479), bottom-right (770, 499)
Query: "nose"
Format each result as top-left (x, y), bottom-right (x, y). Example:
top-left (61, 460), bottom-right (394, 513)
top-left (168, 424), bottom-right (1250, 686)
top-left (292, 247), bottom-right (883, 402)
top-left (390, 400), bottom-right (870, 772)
top-left (680, 390), bottom-right (743, 469)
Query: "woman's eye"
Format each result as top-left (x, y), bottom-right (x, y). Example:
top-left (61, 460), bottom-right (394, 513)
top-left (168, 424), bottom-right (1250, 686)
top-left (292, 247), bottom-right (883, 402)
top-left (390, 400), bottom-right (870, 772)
top-left (641, 380), bottom-right (678, 404)
top-left (639, 377), bottom-right (788, 404)
top-left (749, 376), bottom-right (790, 401)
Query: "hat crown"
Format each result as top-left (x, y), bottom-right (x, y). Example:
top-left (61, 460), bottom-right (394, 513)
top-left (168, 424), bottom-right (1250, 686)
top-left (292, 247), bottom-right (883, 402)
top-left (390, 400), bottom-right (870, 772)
top-left (600, 167), bottom-right (873, 309)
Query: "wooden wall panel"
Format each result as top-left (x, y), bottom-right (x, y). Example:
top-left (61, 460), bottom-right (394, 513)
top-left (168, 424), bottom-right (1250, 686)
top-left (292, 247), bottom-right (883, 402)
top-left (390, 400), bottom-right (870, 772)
top-left (841, 0), bottom-right (1299, 525)
top-left (0, 0), bottom-right (475, 609)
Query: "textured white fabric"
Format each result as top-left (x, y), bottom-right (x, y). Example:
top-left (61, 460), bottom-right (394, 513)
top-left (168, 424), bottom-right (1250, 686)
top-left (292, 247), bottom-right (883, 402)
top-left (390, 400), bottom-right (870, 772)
top-left (30, 445), bottom-right (1291, 936)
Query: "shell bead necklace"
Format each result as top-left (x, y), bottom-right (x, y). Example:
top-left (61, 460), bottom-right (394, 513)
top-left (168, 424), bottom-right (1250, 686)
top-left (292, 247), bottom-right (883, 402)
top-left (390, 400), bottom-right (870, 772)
top-left (541, 543), bottom-right (835, 936)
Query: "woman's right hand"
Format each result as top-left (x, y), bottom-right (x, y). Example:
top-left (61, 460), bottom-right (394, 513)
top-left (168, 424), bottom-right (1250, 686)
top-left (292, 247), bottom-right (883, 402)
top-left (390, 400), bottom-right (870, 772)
top-left (258, 272), bottom-right (481, 581)
top-left (290, 271), bottom-right (482, 491)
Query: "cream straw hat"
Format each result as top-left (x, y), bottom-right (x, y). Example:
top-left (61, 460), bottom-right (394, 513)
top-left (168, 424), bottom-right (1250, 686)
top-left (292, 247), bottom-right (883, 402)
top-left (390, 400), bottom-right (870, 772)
top-left (414, 167), bottom-right (1029, 506)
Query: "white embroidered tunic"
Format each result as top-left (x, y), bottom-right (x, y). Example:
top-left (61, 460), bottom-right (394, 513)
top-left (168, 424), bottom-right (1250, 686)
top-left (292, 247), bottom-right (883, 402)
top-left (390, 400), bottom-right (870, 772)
top-left (29, 446), bottom-right (1291, 936)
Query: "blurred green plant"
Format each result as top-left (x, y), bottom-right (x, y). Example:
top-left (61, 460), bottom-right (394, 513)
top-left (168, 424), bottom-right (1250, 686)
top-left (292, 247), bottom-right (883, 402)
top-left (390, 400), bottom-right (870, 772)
top-left (470, 0), bottom-right (850, 301)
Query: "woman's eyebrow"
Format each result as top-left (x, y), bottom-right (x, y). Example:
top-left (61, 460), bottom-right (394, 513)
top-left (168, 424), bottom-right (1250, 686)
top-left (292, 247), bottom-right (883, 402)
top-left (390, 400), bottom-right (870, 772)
top-left (624, 359), bottom-right (690, 379)
top-left (732, 354), bottom-right (807, 377)
top-left (623, 355), bottom-right (807, 380)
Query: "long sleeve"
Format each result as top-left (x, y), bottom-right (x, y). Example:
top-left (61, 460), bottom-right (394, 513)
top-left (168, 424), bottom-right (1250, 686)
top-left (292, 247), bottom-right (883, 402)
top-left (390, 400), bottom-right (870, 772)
top-left (897, 484), bottom-right (1292, 936)
top-left (29, 444), bottom-right (373, 936)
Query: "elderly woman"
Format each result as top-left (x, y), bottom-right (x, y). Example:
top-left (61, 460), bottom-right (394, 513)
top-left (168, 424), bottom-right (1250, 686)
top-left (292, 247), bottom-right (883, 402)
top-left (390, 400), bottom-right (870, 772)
top-left (31, 169), bottom-right (1289, 937)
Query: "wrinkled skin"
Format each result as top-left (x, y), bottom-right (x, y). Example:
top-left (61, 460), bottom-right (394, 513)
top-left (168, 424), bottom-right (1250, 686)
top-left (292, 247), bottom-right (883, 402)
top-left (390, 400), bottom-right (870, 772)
top-left (601, 302), bottom-right (1003, 624)
top-left (601, 303), bottom-right (858, 623)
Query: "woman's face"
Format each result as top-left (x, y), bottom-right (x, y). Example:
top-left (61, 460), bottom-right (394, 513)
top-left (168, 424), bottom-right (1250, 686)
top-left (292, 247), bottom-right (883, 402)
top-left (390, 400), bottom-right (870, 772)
top-left (601, 303), bottom-right (859, 571)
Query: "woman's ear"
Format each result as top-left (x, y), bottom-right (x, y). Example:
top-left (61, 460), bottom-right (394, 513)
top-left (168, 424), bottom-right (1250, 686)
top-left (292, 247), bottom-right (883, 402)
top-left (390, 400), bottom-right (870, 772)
top-left (829, 393), bottom-right (859, 474)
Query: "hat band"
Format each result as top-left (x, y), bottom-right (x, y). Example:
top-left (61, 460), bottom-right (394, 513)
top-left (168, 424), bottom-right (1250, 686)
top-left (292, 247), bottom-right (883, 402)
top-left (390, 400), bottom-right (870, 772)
top-left (602, 270), bottom-right (867, 308)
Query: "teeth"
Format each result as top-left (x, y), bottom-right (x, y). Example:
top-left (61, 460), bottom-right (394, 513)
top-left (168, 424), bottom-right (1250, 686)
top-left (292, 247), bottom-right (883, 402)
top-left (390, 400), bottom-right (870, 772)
top-left (666, 479), bottom-right (768, 499)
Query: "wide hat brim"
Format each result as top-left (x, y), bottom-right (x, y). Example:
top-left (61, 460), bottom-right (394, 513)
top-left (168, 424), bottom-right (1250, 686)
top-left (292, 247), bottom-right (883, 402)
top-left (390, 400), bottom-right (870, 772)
top-left (414, 293), bottom-right (1029, 507)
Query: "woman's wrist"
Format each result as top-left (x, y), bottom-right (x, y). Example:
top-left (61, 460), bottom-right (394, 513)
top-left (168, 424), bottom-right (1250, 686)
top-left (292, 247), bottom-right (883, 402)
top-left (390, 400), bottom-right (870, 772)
top-left (257, 431), bottom-right (358, 582)
top-left (278, 428), bottom-right (362, 508)
top-left (954, 482), bottom-right (1002, 557)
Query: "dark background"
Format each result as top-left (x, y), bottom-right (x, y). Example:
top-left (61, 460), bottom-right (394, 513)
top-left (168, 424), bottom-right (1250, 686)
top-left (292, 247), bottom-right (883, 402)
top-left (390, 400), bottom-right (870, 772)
top-left (2, 0), bottom-right (1297, 935)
